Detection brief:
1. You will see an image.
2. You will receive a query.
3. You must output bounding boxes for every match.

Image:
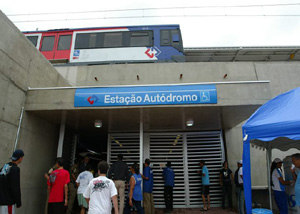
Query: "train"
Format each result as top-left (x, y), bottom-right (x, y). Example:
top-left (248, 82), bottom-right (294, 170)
top-left (23, 25), bottom-right (184, 65)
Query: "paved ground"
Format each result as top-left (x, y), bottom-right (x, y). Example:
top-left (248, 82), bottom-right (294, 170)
top-left (154, 208), bottom-right (237, 214)
top-left (73, 207), bottom-right (238, 214)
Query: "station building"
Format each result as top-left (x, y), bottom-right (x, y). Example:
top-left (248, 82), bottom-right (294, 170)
top-left (1, 11), bottom-right (300, 214)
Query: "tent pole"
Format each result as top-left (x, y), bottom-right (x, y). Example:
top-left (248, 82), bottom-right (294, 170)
top-left (266, 149), bottom-right (273, 211)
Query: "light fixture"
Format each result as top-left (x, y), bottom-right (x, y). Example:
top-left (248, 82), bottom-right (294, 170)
top-left (94, 120), bottom-right (102, 128)
top-left (186, 119), bottom-right (194, 127)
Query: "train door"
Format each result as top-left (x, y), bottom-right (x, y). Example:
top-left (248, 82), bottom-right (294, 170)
top-left (40, 33), bottom-right (57, 59)
top-left (54, 32), bottom-right (72, 60)
top-left (40, 32), bottom-right (72, 60)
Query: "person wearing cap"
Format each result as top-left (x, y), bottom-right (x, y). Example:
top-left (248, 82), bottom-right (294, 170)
top-left (271, 158), bottom-right (291, 214)
top-left (235, 160), bottom-right (244, 214)
top-left (142, 159), bottom-right (154, 214)
top-left (0, 149), bottom-right (24, 213)
top-left (163, 161), bottom-right (174, 214)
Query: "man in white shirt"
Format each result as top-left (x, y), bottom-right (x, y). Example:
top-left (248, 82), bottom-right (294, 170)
top-left (84, 161), bottom-right (118, 214)
top-left (237, 160), bottom-right (245, 214)
top-left (76, 165), bottom-right (93, 214)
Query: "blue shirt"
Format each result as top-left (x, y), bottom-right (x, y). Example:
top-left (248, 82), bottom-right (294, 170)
top-left (132, 173), bottom-right (143, 201)
top-left (163, 167), bottom-right (174, 187)
top-left (202, 166), bottom-right (210, 185)
top-left (143, 166), bottom-right (153, 193)
top-left (296, 172), bottom-right (300, 206)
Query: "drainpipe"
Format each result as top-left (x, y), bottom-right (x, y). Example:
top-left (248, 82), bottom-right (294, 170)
top-left (14, 107), bottom-right (25, 151)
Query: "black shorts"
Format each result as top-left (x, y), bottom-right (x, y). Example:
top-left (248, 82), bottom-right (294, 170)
top-left (202, 185), bottom-right (210, 196)
top-left (48, 202), bottom-right (65, 214)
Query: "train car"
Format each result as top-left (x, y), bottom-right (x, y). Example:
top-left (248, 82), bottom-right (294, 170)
top-left (23, 25), bottom-right (184, 64)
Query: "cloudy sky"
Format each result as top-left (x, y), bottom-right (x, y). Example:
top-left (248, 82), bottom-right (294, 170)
top-left (2, 0), bottom-right (300, 47)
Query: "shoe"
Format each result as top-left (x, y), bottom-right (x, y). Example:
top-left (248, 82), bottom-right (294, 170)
top-left (200, 207), bottom-right (208, 211)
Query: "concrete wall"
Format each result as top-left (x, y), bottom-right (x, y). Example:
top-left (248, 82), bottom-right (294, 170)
top-left (0, 11), bottom-right (70, 214)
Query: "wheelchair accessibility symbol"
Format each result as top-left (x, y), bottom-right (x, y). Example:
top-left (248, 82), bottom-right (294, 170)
top-left (200, 91), bottom-right (210, 102)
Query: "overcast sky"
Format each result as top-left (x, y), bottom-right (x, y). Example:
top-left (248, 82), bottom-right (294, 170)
top-left (2, 0), bottom-right (300, 47)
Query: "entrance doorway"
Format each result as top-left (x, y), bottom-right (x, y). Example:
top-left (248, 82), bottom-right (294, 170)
top-left (108, 131), bottom-right (224, 208)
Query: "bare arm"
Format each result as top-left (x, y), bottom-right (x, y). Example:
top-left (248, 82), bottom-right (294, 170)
top-left (112, 195), bottom-right (119, 214)
top-left (76, 182), bottom-right (79, 188)
top-left (129, 176), bottom-right (135, 207)
top-left (85, 197), bottom-right (90, 205)
top-left (278, 177), bottom-right (291, 186)
top-left (64, 184), bottom-right (68, 206)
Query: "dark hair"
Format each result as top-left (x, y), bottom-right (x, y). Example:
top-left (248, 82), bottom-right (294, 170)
top-left (292, 153), bottom-right (300, 160)
top-left (56, 157), bottom-right (64, 167)
top-left (222, 161), bottom-right (228, 167)
top-left (118, 154), bottom-right (123, 160)
top-left (167, 161), bottom-right (171, 167)
top-left (270, 161), bottom-right (278, 187)
top-left (145, 159), bottom-right (150, 165)
top-left (98, 161), bottom-right (109, 174)
top-left (200, 160), bottom-right (205, 165)
top-left (131, 163), bottom-right (140, 174)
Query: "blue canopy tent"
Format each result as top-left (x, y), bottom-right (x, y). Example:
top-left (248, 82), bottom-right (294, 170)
top-left (242, 87), bottom-right (300, 214)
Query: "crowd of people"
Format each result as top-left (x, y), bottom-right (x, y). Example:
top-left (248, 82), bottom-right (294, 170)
top-left (1, 149), bottom-right (300, 214)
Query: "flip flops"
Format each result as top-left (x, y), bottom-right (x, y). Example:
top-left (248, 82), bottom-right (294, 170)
top-left (200, 207), bottom-right (208, 211)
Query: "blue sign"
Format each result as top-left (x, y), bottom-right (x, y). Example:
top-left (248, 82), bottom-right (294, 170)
top-left (74, 84), bottom-right (217, 107)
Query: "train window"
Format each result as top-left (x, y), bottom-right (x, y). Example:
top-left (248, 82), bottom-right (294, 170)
top-left (27, 36), bottom-right (38, 47)
top-left (130, 31), bottom-right (153, 47)
top-left (75, 33), bottom-right (90, 49)
top-left (171, 30), bottom-right (181, 51)
top-left (160, 30), bottom-right (171, 46)
top-left (41, 36), bottom-right (55, 51)
top-left (57, 35), bottom-right (72, 50)
top-left (160, 29), bottom-right (183, 52)
top-left (104, 32), bottom-right (122, 48)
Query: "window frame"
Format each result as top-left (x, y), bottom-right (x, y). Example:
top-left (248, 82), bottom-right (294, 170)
top-left (74, 30), bottom-right (154, 50)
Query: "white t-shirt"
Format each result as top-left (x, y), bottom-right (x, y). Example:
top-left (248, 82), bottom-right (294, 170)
top-left (76, 171), bottom-right (94, 194)
top-left (238, 167), bottom-right (243, 184)
top-left (83, 176), bottom-right (117, 214)
top-left (272, 168), bottom-right (283, 191)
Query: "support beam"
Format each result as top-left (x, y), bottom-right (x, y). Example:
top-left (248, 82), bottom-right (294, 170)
top-left (266, 149), bottom-right (273, 210)
top-left (57, 111), bottom-right (66, 157)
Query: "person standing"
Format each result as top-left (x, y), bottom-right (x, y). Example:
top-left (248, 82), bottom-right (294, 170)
top-left (271, 158), bottom-right (291, 214)
top-left (163, 161), bottom-right (174, 214)
top-left (66, 160), bottom-right (79, 214)
top-left (76, 165), bottom-right (93, 214)
top-left (142, 159), bottom-right (154, 214)
top-left (235, 160), bottom-right (244, 214)
top-left (0, 149), bottom-right (24, 214)
top-left (108, 154), bottom-right (130, 214)
top-left (292, 153), bottom-right (300, 207)
top-left (124, 163), bottom-right (144, 214)
top-left (199, 160), bottom-right (210, 211)
top-left (219, 161), bottom-right (233, 209)
top-left (47, 157), bottom-right (70, 214)
top-left (83, 160), bottom-right (118, 214)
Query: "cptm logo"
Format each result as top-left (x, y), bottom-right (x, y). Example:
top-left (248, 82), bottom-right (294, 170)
top-left (145, 46), bottom-right (161, 58)
top-left (87, 95), bottom-right (99, 105)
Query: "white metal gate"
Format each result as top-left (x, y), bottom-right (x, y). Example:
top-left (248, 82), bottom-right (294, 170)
top-left (108, 131), bottom-right (224, 208)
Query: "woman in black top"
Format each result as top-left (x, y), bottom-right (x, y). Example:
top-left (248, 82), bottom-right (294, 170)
top-left (219, 161), bottom-right (233, 209)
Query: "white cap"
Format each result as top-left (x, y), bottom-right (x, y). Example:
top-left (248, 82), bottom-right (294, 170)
top-left (273, 158), bottom-right (283, 163)
top-left (237, 160), bottom-right (243, 164)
